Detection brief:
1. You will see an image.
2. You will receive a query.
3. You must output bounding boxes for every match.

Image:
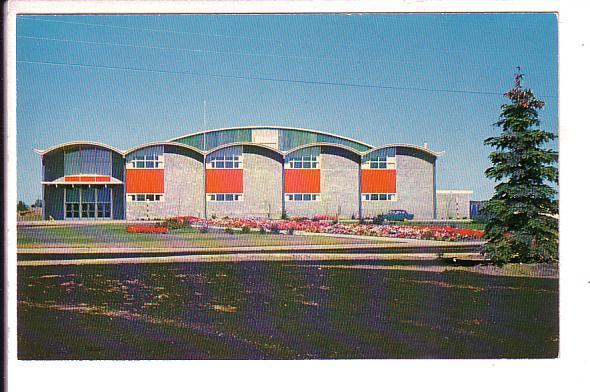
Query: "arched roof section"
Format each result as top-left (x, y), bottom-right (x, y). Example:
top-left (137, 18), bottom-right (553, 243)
top-left (363, 144), bottom-right (444, 158)
top-left (205, 142), bottom-right (284, 158)
top-left (168, 126), bottom-right (374, 152)
top-left (123, 141), bottom-right (204, 157)
top-left (284, 142), bottom-right (362, 157)
top-left (34, 141), bottom-right (124, 156)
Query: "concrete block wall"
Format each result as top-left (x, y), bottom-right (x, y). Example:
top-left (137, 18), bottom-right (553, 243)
top-left (320, 146), bottom-right (360, 219)
top-left (126, 146), bottom-right (204, 220)
top-left (206, 147), bottom-right (283, 219)
top-left (285, 147), bottom-right (360, 219)
top-left (362, 147), bottom-right (435, 220)
top-left (436, 191), bottom-right (472, 220)
top-left (393, 147), bottom-right (435, 220)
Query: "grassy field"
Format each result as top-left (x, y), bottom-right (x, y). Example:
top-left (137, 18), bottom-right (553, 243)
top-left (18, 261), bottom-right (559, 359)
top-left (17, 223), bottom-right (389, 249)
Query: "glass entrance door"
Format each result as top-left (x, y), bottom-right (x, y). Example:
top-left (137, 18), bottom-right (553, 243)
top-left (64, 186), bottom-right (112, 219)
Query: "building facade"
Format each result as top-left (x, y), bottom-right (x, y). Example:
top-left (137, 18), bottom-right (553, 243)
top-left (36, 126), bottom-right (443, 221)
top-left (436, 190), bottom-right (473, 220)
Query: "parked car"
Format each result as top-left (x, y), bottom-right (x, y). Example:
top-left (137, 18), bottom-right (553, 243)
top-left (382, 209), bottom-right (414, 221)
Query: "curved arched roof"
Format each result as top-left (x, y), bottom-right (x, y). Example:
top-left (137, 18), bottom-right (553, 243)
top-left (34, 141), bottom-right (124, 156)
top-left (168, 125), bottom-right (374, 152)
top-left (123, 141), bottom-right (205, 157)
top-left (363, 144), bottom-right (444, 158)
top-left (284, 142), bottom-right (362, 157)
top-left (205, 142), bottom-right (284, 157)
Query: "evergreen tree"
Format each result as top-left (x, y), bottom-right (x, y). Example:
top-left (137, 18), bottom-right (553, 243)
top-left (483, 68), bottom-right (558, 265)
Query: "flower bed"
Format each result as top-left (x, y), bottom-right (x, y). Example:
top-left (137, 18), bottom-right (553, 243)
top-left (168, 216), bottom-right (484, 241)
top-left (126, 225), bottom-right (169, 234)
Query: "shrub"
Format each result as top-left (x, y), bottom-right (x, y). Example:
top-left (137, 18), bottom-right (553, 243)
top-left (240, 226), bottom-right (251, 234)
top-left (224, 226), bottom-right (234, 234)
top-left (373, 215), bottom-right (385, 225)
top-left (198, 226), bottom-right (209, 234)
top-left (259, 226), bottom-right (267, 235)
top-left (157, 218), bottom-right (187, 230)
top-left (281, 211), bottom-right (288, 220)
top-left (270, 224), bottom-right (280, 234)
top-left (287, 228), bottom-right (295, 235)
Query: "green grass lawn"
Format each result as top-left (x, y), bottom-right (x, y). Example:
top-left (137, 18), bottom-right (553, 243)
top-left (17, 223), bottom-right (386, 249)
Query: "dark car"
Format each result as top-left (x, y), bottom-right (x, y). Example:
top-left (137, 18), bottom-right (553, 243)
top-left (381, 209), bottom-right (414, 221)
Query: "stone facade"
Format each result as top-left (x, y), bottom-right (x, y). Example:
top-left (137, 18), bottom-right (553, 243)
top-left (126, 146), bottom-right (204, 220)
top-left (285, 146), bottom-right (360, 219)
top-left (206, 146), bottom-right (284, 219)
top-left (436, 190), bottom-right (472, 220)
top-left (38, 129), bottom-right (445, 221)
top-left (361, 147), bottom-right (436, 220)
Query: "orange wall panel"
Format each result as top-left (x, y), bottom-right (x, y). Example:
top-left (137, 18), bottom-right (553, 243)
top-left (126, 169), bottom-right (165, 193)
top-left (361, 169), bottom-right (397, 193)
top-left (65, 175), bottom-right (112, 182)
top-left (206, 169), bottom-right (243, 193)
top-left (284, 169), bottom-right (321, 193)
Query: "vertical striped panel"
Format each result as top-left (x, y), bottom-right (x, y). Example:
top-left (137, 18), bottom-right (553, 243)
top-left (65, 187), bottom-right (79, 202)
top-left (362, 147), bottom-right (396, 163)
top-left (204, 129), bottom-right (252, 150)
top-left (174, 133), bottom-right (205, 150)
top-left (81, 187), bottom-right (95, 202)
top-left (64, 147), bottom-right (113, 176)
top-left (64, 147), bottom-right (81, 175)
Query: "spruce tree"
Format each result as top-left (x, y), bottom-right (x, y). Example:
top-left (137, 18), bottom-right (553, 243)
top-left (483, 68), bottom-right (558, 265)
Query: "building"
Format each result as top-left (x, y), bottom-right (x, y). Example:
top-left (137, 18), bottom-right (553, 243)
top-left (436, 190), bottom-right (473, 220)
top-left (35, 126), bottom-right (444, 221)
top-left (470, 200), bottom-right (488, 221)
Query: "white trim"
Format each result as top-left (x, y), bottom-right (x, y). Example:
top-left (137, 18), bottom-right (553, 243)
top-left (363, 144), bottom-right (444, 158)
top-left (42, 176), bottom-right (123, 185)
top-left (205, 142), bottom-right (283, 156)
top-left (34, 141), bottom-right (124, 156)
top-left (123, 141), bottom-right (205, 157)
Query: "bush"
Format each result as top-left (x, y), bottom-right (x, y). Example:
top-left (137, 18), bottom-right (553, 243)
top-left (287, 228), bottom-right (295, 235)
top-left (270, 224), bottom-right (280, 234)
top-left (224, 226), bottom-right (234, 235)
top-left (240, 226), bottom-right (251, 234)
top-left (157, 218), bottom-right (188, 230)
top-left (259, 226), bottom-right (267, 235)
top-left (373, 215), bottom-right (385, 225)
top-left (281, 211), bottom-right (288, 220)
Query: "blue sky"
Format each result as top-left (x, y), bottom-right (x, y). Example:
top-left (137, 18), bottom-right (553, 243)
top-left (16, 13), bottom-right (558, 204)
